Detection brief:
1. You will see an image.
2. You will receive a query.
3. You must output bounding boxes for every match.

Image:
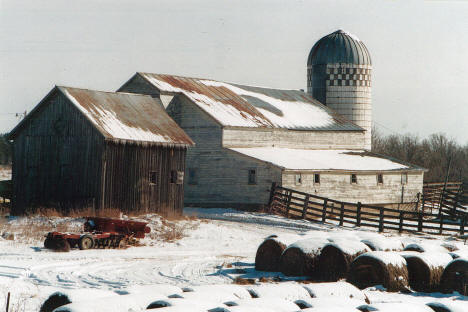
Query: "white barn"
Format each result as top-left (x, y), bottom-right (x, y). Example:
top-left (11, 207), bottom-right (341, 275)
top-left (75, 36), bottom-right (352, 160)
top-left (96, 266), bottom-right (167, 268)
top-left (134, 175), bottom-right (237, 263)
top-left (118, 72), bottom-right (425, 209)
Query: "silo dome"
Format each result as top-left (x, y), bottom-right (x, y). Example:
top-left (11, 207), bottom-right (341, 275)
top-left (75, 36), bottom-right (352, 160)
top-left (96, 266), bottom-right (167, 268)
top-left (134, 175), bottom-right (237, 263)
top-left (307, 29), bottom-right (372, 66)
top-left (307, 29), bottom-right (373, 150)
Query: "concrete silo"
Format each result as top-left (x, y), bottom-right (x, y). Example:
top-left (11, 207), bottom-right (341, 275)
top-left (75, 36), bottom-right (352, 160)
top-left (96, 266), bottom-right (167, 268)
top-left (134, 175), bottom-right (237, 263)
top-left (307, 29), bottom-right (372, 149)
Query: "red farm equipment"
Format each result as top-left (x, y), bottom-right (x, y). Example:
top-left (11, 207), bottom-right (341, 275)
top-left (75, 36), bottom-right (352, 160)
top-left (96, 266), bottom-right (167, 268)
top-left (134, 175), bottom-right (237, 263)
top-left (44, 217), bottom-right (151, 251)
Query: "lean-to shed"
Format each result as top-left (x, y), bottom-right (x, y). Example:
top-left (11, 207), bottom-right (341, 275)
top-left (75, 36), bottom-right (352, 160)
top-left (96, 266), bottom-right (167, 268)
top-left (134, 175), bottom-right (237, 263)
top-left (8, 86), bottom-right (194, 215)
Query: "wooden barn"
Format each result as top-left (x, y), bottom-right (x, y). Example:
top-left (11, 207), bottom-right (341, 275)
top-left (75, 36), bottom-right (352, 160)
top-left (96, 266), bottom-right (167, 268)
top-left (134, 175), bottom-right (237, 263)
top-left (119, 73), bottom-right (426, 209)
top-left (8, 86), bottom-right (194, 215)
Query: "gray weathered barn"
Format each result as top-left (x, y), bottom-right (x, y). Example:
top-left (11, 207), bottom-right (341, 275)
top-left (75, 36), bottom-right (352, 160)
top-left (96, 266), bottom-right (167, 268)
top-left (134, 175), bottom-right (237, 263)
top-left (8, 86), bottom-right (194, 215)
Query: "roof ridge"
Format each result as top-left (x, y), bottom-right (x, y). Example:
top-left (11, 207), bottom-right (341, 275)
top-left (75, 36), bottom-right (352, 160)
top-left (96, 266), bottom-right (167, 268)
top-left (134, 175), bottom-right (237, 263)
top-left (57, 85), bottom-right (154, 98)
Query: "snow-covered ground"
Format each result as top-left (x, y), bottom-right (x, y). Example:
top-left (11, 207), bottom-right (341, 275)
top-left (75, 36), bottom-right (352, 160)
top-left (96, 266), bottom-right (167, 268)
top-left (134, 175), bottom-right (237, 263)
top-left (0, 208), bottom-right (467, 311)
top-left (0, 166), bottom-right (11, 181)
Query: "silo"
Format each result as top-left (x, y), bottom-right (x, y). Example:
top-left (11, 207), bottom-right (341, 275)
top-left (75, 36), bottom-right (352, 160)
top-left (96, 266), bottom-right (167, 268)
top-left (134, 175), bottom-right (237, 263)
top-left (307, 30), bottom-right (372, 149)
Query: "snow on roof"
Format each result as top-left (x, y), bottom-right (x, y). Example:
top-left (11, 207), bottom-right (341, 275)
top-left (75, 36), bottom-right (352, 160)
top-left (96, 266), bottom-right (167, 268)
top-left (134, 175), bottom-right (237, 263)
top-left (228, 148), bottom-right (421, 171)
top-left (138, 73), bottom-right (363, 131)
top-left (58, 86), bottom-right (194, 145)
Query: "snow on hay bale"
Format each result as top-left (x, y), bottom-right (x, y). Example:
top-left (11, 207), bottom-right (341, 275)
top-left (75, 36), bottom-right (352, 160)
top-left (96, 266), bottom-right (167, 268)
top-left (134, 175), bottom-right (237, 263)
top-left (426, 300), bottom-right (468, 312)
top-left (296, 298), bottom-right (364, 311)
top-left (124, 284), bottom-right (183, 296)
top-left (317, 240), bottom-right (370, 281)
top-left (403, 242), bottom-right (449, 253)
top-left (439, 258), bottom-right (468, 295)
top-left (279, 238), bottom-right (328, 277)
top-left (182, 284), bottom-right (251, 299)
top-left (246, 282), bottom-right (311, 301)
top-left (348, 251), bottom-right (409, 292)
top-left (357, 302), bottom-right (435, 312)
top-left (39, 289), bottom-right (118, 312)
top-left (223, 298), bottom-right (300, 312)
top-left (402, 252), bottom-right (453, 292)
top-left (255, 234), bottom-right (302, 271)
top-left (301, 281), bottom-right (366, 301)
top-left (145, 298), bottom-right (228, 310)
top-left (360, 236), bottom-right (403, 251)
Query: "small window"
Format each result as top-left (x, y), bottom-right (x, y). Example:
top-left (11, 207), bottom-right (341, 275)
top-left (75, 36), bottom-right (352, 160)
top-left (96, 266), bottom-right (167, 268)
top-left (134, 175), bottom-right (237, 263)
top-left (188, 168), bottom-right (197, 185)
top-left (401, 173), bottom-right (408, 185)
top-left (149, 171), bottom-right (157, 185)
top-left (248, 169), bottom-right (257, 185)
top-left (314, 174), bottom-right (320, 184)
top-left (171, 170), bottom-right (184, 185)
top-left (351, 174), bottom-right (357, 184)
top-left (295, 173), bottom-right (302, 185)
top-left (377, 174), bottom-right (383, 185)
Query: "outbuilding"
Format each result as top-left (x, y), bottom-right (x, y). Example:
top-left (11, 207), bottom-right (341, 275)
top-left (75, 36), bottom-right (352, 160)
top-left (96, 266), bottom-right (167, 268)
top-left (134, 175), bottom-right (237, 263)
top-left (8, 86), bottom-right (194, 215)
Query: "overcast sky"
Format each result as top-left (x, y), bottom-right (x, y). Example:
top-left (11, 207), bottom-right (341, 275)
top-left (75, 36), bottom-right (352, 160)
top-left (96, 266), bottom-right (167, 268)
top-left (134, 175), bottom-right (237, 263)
top-left (1, 0), bottom-right (467, 143)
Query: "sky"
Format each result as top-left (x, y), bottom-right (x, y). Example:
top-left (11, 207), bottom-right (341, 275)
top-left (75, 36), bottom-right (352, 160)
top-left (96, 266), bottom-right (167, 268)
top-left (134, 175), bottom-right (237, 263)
top-left (1, 0), bottom-right (467, 144)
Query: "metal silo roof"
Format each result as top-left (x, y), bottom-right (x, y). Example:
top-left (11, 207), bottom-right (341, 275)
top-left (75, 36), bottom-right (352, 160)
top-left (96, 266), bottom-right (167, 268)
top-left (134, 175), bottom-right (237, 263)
top-left (307, 30), bottom-right (372, 66)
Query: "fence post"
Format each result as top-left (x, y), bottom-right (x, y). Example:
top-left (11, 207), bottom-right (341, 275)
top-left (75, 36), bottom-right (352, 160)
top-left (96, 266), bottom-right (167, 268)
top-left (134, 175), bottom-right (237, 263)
top-left (302, 195), bottom-right (309, 219)
top-left (356, 202), bottom-right (362, 227)
top-left (339, 202), bottom-right (345, 226)
top-left (379, 207), bottom-right (384, 233)
top-left (399, 211), bottom-right (404, 233)
top-left (322, 199), bottom-right (328, 223)
top-left (460, 214), bottom-right (466, 236)
top-left (267, 182), bottom-right (277, 212)
top-left (6, 292), bottom-right (10, 312)
top-left (286, 191), bottom-right (292, 218)
top-left (439, 214), bottom-right (444, 235)
top-left (418, 211), bottom-right (423, 232)
top-left (421, 194), bottom-right (426, 214)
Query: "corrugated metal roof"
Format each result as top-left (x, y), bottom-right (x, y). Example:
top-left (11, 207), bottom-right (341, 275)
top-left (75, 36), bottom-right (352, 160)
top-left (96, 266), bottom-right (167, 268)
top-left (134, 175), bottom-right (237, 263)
top-left (58, 87), bottom-right (194, 145)
top-left (229, 148), bottom-right (425, 172)
top-left (139, 73), bottom-right (363, 131)
top-left (308, 30), bottom-right (372, 66)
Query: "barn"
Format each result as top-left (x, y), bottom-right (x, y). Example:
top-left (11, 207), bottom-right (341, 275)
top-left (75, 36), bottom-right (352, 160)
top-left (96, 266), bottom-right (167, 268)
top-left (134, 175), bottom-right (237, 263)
top-left (118, 73), bottom-right (425, 209)
top-left (8, 86), bottom-right (194, 215)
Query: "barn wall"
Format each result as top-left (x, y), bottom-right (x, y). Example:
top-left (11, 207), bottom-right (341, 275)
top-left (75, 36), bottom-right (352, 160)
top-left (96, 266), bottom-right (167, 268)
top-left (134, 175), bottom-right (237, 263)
top-left (102, 142), bottom-right (186, 215)
top-left (118, 74), bottom-right (161, 98)
top-left (222, 128), bottom-right (366, 150)
top-left (11, 90), bottom-right (103, 214)
top-left (167, 96), bottom-right (281, 208)
top-left (282, 171), bottom-right (424, 204)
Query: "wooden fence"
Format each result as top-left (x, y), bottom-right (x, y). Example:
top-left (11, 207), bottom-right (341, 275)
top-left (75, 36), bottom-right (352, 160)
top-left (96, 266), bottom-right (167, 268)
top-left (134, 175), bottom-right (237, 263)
top-left (268, 183), bottom-right (468, 236)
top-left (422, 182), bottom-right (467, 216)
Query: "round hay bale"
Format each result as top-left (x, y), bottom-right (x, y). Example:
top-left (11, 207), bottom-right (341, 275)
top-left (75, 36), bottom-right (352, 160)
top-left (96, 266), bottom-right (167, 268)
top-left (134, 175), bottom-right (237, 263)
top-left (440, 258), bottom-right (468, 295)
top-left (347, 251), bottom-right (409, 292)
top-left (255, 234), bottom-right (300, 271)
top-left (279, 238), bottom-right (328, 277)
top-left (317, 240), bottom-right (370, 282)
top-left (426, 300), bottom-right (468, 312)
top-left (39, 289), bottom-right (117, 312)
top-left (301, 281), bottom-right (366, 301)
top-left (402, 252), bottom-right (452, 292)
top-left (360, 237), bottom-right (403, 251)
top-left (403, 242), bottom-right (449, 253)
top-left (357, 302), bottom-right (434, 312)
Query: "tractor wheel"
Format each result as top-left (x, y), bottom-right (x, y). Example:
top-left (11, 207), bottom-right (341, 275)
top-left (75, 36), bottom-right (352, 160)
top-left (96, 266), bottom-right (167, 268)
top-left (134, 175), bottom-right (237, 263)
top-left (55, 238), bottom-right (71, 252)
top-left (78, 235), bottom-right (94, 250)
top-left (44, 237), bottom-right (53, 249)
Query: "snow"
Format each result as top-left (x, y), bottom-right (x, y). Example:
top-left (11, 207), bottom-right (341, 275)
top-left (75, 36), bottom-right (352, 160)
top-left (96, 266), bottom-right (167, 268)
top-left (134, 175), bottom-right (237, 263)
top-left (356, 251), bottom-right (407, 267)
top-left (284, 237), bottom-right (328, 255)
top-left (357, 302), bottom-right (435, 312)
top-left (427, 300), bottom-right (468, 312)
top-left (325, 239), bottom-right (370, 255)
top-left (0, 166), bottom-right (11, 181)
top-left (229, 148), bottom-right (411, 171)
top-left (404, 242), bottom-right (450, 253)
top-left (402, 252), bottom-right (453, 269)
top-left (301, 281), bottom-right (366, 301)
top-left (298, 298), bottom-right (364, 311)
top-left (360, 236), bottom-right (404, 251)
top-left (223, 298), bottom-right (299, 312)
top-left (0, 208), bottom-right (467, 311)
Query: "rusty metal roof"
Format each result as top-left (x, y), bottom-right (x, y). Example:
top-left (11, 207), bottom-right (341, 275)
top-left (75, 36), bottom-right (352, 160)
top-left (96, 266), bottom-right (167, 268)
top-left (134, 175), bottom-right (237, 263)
top-left (58, 87), bottom-right (194, 145)
top-left (138, 73), bottom-right (363, 131)
top-left (8, 86), bottom-right (194, 146)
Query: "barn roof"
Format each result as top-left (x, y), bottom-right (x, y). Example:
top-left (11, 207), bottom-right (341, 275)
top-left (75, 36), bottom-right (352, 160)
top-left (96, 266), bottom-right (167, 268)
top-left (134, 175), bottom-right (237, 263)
top-left (136, 73), bottom-right (363, 131)
top-left (228, 147), bottom-right (426, 172)
top-left (9, 86), bottom-right (194, 146)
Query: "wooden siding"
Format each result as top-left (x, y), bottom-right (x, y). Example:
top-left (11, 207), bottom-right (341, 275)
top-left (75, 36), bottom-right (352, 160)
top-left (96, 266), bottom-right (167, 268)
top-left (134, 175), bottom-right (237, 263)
top-left (102, 142), bottom-right (187, 215)
top-left (11, 90), bottom-right (104, 214)
top-left (119, 74), bottom-right (161, 98)
top-left (222, 128), bottom-right (367, 150)
top-left (282, 171), bottom-right (424, 204)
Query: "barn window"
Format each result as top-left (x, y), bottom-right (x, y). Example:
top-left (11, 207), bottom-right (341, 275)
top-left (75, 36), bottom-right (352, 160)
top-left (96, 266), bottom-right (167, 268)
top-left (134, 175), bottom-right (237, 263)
top-left (314, 174), bottom-right (320, 184)
top-left (248, 169), bottom-right (257, 185)
top-left (295, 174), bottom-right (302, 185)
top-left (401, 173), bottom-right (408, 185)
top-left (188, 168), bottom-right (197, 185)
top-left (149, 171), bottom-right (157, 185)
top-left (170, 170), bottom-right (184, 184)
top-left (377, 174), bottom-right (383, 185)
top-left (351, 174), bottom-right (357, 184)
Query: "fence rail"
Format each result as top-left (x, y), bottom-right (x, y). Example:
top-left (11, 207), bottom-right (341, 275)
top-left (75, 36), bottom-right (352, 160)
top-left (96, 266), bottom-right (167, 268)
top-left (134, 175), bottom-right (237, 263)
top-left (421, 181), bottom-right (467, 216)
top-left (268, 183), bottom-right (468, 236)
